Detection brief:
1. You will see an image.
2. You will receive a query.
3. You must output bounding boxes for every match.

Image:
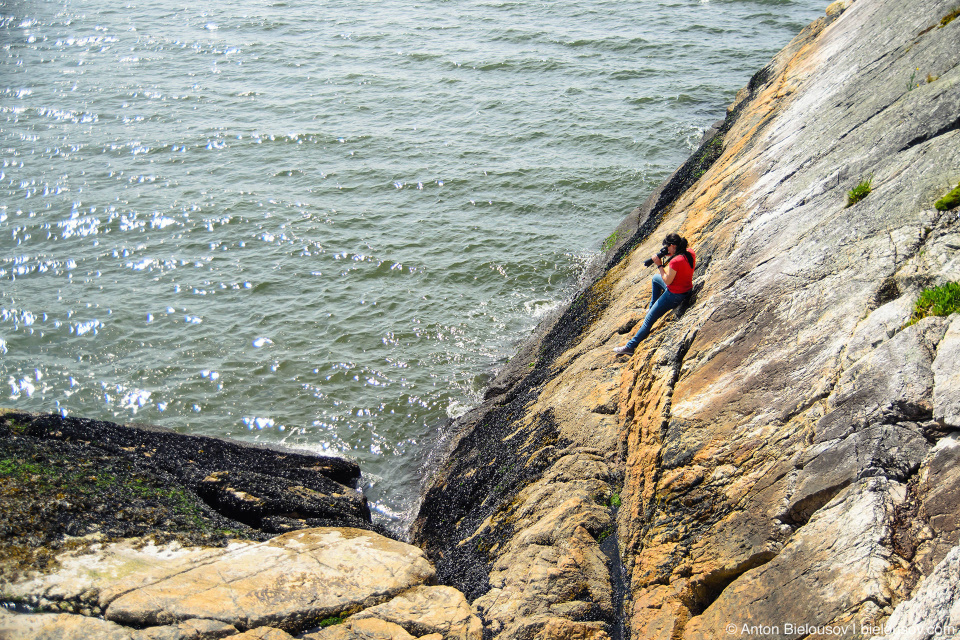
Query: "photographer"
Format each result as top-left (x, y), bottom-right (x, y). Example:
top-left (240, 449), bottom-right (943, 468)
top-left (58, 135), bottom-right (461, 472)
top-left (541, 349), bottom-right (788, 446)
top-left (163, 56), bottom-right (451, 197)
top-left (613, 233), bottom-right (696, 355)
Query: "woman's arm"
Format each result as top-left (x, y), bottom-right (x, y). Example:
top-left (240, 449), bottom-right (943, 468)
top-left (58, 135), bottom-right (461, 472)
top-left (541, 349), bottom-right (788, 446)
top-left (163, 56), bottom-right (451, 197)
top-left (654, 255), bottom-right (678, 286)
top-left (660, 264), bottom-right (677, 286)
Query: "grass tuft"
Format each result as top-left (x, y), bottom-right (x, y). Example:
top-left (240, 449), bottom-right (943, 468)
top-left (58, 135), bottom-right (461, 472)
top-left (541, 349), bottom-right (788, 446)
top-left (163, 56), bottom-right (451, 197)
top-left (319, 616), bottom-right (345, 628)
top-left (846, 177), bottom-right (873, 207)
top-left (906, 282), bottom-right (960, 327)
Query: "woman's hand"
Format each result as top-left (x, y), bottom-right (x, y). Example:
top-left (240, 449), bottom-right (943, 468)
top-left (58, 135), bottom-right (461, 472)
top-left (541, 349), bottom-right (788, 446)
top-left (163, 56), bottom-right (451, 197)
top-left (653, 254), bottom-right (664, 267)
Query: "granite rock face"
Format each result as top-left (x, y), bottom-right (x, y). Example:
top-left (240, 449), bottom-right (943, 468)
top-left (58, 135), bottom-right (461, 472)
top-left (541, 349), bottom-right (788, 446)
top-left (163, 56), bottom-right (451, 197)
top-left (413, 0), bottom-right (960, 637)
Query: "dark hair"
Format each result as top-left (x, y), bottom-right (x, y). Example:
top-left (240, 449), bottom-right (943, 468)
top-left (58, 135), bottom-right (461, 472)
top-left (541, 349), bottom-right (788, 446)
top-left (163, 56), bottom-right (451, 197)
top-left (663, 233), bottom-right (694, 269)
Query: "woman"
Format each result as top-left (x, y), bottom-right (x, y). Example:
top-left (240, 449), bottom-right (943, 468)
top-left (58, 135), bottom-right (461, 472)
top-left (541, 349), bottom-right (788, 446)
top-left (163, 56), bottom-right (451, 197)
top-left (613, 233), bottom-right (696, 355)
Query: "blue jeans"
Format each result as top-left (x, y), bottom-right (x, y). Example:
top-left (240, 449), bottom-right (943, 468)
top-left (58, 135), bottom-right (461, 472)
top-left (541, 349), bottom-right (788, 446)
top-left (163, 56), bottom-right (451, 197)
top-left (624, 274), bottom-right (689, 350)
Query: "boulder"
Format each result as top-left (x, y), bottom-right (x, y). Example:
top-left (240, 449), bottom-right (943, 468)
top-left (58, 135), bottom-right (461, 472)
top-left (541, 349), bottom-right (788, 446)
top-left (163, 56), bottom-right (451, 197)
top-left (104, 528), bottom-right (435, 633)
top-left (2, 536), bottom-right (246, 614)
top-left (351, 586), bottom-right (482, 640)
top-left (302, 618), bottom-right (417, 640)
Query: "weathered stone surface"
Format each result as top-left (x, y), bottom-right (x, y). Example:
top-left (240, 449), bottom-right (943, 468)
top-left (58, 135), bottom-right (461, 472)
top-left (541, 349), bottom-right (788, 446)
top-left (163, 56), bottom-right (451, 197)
top-left (914, 436), bottom-right (960, 573)
top-left (535, 618), bottom-right (612, 640)
top-left (2, 536), bottom-right (247, 614)
top-left (0, 609), bottom-right (138, 640)
top-left (0, 609), bottom-right (239, 639)
top-left (873, 544), bottom-right (960, 640)
top-left (816, 318), bottom-right (947, 443)
top-left (302, 618), bottom-right (416, 640)
top-left (784, 424), bottom-right (929, 523)
top-left (104, 528), bottom-right (435, 633)
top-left (351, 586), bottom-right (482, 640)
top-left (842, 295), bottom-right (915, 368)
top-left (932, 316), bottom-right (960, 427)
top-left (138, 618), bottom-right (240, 640)
top-left (684, 478), bottom-right (904, 639)
top-left (469, 474), bottom-right (614, 639)
top-left (230, 628), bottom-right (292, 640)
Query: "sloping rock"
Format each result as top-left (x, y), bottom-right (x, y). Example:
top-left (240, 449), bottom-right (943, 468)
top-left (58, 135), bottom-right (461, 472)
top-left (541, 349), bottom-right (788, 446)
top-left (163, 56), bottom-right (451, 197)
top-left (104, 528), bottom-right (434, 633)
top-left (683, 477), bottom-right (904, 638)
top-left (783, 423), bottom-right (929, 524)
top-left (932, 316), bottom-right (960, 427)
top-left (464, 447), bottom-right (616, 638)
top-left (412, 0), bottom-right (960, 637)
top-left (913, 436), bottom-right (960, 574)
top-left (816, 318), bottom-right (948, 443)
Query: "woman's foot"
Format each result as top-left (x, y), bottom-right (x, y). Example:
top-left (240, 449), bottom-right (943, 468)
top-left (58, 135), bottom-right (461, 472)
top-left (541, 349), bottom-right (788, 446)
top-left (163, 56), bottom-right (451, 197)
top-left (612, 345), bottom-right (634, 355)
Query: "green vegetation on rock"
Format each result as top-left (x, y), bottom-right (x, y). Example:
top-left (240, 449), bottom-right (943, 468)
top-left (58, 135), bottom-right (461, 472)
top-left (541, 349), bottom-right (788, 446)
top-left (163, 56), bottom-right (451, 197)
top-left (693, 135), bottom-right (724, 180)
top-left (846, 177), bottom-right (873, 207)
top-left (907, 282), bottom-right (960, 326)
top-left (602, 230), bottom-right (622, 253)
top-left (934, 182), bottom-right (960, 211)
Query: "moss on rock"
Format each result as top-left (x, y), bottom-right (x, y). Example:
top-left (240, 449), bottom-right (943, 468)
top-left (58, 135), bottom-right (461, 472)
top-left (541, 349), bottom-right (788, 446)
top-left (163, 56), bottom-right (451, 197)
top-left (934, 182), bottom-right (960, 211)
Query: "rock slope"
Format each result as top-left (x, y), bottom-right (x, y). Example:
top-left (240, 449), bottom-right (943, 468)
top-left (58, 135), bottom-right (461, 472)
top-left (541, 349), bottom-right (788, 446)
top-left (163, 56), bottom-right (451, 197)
top-left (412, 0), bottom-right (960, 638)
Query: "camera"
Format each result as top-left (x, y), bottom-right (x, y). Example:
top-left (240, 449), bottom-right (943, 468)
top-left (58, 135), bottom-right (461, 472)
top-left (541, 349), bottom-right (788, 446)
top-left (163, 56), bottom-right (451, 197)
top-left (644, 246), bottom-right (670, 267)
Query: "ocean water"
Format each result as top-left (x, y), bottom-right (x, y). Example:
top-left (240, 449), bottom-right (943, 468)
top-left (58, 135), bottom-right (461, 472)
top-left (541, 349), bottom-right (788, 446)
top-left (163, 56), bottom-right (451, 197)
top-left (1, 0), bottom-right (826, 531)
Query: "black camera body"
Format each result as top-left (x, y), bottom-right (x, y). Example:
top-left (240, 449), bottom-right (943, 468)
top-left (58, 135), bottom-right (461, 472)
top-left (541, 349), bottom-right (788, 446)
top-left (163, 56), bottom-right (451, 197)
top-left (644, 246), bottom-right (670, 267)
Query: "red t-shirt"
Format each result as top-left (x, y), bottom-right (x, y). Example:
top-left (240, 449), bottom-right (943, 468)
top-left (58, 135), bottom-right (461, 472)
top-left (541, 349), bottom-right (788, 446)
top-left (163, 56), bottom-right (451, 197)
top-left (667, 250), bottom-right (695, 294)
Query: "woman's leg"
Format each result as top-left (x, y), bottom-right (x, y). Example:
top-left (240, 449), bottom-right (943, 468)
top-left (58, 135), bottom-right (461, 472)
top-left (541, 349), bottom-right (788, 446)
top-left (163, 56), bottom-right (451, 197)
top-left (649, 274), bottom-right (666, 309)
top-left (623, 287), bottom-right (687, 351)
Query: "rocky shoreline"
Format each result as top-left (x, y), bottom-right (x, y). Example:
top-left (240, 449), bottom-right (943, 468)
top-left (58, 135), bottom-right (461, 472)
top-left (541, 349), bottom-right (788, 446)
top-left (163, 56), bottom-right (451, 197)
top-left (3, 0), bottom-right (960, 638)
top-left (0, 410), bottom-right (379, 580)
top-left (0, 410), bottom-right (483, 639)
